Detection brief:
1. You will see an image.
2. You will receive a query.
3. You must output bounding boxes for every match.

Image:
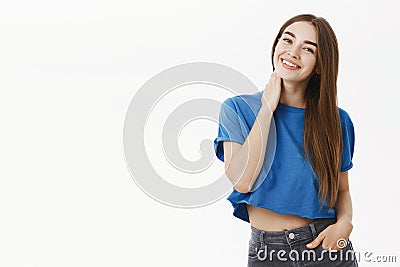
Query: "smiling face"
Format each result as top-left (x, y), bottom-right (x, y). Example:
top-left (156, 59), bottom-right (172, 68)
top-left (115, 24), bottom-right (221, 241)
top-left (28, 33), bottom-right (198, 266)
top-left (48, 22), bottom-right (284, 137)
top-left (273, 21), bottom-right (319, 83)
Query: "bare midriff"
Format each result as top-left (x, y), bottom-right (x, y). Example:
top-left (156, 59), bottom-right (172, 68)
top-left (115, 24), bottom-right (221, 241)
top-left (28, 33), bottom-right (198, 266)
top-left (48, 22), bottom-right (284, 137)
top-left (247, 204), bottom-right (317, 231)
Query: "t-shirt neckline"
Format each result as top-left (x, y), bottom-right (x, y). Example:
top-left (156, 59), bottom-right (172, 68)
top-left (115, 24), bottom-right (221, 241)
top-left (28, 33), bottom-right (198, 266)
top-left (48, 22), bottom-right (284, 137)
top-left (277, 102), bottom-right (305, 113)
top-left (259, 90), bottom-right (305, 113)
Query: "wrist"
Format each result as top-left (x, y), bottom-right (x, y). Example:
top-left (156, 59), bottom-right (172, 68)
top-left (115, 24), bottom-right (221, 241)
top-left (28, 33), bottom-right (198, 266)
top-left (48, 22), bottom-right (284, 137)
top-left (336, 218), bottom-right (353, 229)
top-left (261, 100), bottom-right (274, 113)
top-left (260, 103), bottom-right (274, 117)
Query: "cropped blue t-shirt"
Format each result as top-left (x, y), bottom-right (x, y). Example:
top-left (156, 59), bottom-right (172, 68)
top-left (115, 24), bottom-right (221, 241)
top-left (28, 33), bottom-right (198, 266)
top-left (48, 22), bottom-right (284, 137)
top-left (214, 91), bottom-right (355, 223)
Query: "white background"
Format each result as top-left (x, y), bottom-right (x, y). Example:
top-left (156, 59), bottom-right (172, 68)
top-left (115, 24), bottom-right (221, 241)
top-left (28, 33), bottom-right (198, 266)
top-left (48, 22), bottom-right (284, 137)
top-left (1, 1), bottom-right (399, 266)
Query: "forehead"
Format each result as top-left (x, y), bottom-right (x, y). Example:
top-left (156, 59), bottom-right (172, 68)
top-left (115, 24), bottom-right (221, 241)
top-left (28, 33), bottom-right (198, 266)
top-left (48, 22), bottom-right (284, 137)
top-left (283, 21), bottom-right (317, 43)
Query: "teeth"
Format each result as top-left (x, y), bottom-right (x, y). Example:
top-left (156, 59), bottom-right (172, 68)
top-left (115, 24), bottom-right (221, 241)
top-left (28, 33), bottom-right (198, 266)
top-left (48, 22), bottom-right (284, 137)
top-left (283, 59), bottom-right (299, 68)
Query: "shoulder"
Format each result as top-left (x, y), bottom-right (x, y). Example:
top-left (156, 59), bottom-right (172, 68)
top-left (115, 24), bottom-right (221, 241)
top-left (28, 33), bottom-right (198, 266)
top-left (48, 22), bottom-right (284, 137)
top-left (222, 91), bottom-right (263, 110)
top-left (338, 107), bottom-right (354, 127)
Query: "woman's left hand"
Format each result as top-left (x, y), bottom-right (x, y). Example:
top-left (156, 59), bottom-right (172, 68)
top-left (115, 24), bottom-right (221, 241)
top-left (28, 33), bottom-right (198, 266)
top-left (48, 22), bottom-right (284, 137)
top-left (306, 220), bottom-right (353, 251)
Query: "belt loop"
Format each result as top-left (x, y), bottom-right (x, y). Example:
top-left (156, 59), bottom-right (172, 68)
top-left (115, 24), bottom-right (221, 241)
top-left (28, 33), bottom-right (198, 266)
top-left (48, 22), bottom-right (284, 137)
top-left (310, 222), bottom-right (317, 239)
top-left (259, 230), bottom-right (266, 253)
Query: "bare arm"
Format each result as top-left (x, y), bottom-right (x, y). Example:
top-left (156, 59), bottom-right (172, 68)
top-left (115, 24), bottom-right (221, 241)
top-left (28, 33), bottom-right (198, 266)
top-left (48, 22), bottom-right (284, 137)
top-left (223, 72), bottom-right (282, 193)
top-left (335, 171), bottom-right (353, 227)
top-left (224, 105), bottom-right (273, 193)
top-left (306, 171), bottom-right (355, 249)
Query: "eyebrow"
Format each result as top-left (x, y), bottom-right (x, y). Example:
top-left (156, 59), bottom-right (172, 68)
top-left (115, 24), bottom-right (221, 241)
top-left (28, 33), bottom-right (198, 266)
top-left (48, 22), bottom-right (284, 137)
top-left (283, 31), bottom-right (318, 48)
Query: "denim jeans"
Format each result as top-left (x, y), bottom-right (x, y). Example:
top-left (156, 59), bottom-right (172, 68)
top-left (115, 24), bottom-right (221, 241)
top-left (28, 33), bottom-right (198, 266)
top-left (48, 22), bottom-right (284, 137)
top-left (248, 218), bottom-right (358, 266)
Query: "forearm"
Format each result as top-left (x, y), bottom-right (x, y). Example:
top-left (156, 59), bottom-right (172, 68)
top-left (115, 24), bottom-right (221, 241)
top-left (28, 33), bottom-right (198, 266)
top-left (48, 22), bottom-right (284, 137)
top-left (307, 189), bottom-right (354, 249)
top-left (335, 190), bottom-right (353, 226)
top-left (226, 104), bottom-right (273, 193)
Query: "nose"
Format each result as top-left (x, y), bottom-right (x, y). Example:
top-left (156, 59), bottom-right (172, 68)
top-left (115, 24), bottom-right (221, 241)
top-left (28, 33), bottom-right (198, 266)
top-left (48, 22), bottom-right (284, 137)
top-left (288, 51), bottom-right (299, 59)
top-left (288, 47), bottom-right (300, 59)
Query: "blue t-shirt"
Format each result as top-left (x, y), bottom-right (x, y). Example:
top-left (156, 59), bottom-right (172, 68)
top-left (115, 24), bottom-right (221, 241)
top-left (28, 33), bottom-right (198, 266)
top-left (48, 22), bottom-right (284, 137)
top-left (214, 91), bottom-right (355, 223)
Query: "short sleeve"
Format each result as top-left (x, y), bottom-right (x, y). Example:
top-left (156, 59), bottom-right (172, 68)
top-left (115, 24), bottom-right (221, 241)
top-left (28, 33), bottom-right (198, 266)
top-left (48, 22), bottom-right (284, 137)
top-left (340, 115), bottom-right (355, 172)
top-left (213, 98), bottom-right (246, 162)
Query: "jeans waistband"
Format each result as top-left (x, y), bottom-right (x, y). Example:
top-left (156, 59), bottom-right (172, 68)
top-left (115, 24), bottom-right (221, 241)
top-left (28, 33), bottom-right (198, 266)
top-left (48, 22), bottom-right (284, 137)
top-left (250, 218), bottom-right (337, 245)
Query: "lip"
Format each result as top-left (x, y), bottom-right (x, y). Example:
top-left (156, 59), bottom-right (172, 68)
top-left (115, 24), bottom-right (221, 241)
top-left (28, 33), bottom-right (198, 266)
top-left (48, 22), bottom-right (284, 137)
top-left (281, 58), bottom-right (301, 69)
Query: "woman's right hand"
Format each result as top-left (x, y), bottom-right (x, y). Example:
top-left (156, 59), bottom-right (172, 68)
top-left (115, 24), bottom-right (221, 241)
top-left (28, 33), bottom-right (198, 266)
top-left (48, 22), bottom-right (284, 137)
top-left (262, 71), bottom-right (282, 112)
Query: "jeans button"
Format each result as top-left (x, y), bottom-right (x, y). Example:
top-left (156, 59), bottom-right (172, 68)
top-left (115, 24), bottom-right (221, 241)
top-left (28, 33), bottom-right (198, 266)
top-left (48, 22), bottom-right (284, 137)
top-left (288, 232), bottom-right (295, 239)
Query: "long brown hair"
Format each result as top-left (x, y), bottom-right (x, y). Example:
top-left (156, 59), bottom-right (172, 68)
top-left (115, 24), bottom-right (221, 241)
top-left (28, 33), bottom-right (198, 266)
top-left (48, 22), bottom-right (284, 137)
top-left (271, 14), bottom-right (342, 210)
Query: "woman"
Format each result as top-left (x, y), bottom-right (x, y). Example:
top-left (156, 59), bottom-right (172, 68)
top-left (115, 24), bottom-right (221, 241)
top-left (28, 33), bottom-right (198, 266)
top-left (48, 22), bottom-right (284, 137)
top-left (214, 14), bottom-right (358, 266)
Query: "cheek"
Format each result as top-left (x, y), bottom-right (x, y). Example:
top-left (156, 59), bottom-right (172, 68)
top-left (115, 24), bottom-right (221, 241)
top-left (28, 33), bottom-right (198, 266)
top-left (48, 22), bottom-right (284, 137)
top-left (304, 57), bottom-right (317, 71)
top-left (274, 46), bottom-right (284, 56)
top-left (273, 54), bottom-right (278, 66)
top-left (273, 48), bottom-right (284, 65)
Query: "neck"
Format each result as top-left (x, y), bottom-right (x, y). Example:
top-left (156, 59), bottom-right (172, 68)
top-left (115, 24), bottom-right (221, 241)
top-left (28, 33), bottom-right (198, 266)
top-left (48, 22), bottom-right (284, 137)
top-left (279, 79), bottom-right (309, 108)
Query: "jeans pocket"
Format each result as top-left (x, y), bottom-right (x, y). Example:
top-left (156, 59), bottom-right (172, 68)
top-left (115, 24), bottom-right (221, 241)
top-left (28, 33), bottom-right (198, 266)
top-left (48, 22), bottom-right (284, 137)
top-left (340, 239), bottom-right (358, 264)
top-left (307, 240), bottom-right (357, 266)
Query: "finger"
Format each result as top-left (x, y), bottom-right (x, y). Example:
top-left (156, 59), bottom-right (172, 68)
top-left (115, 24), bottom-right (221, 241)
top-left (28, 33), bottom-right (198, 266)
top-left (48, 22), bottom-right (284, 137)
top-left (268, 73), bottom-right (276, 83)
top-left (330, 243), bottom-right (341, 251)
top-left (327, 245), bottom-right (337, 252)
top-left (271, 72), bottom-right (278, 81)
top-left (272, 73), bottom-right (281, 84)
top-left (273, 69), bottom-right (282, 78)
top-left (306, 232), bottom-right (325, 249)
